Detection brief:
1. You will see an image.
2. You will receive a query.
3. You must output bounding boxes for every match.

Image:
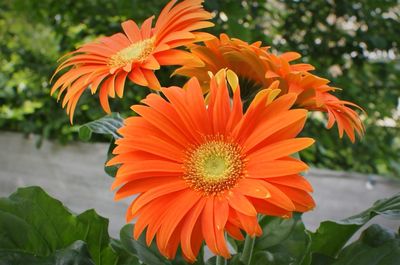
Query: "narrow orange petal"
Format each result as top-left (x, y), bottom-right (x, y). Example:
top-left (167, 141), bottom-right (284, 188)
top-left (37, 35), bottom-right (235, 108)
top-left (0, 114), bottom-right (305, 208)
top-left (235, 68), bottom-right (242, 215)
top-left (129, 180), bottom-right (188, 217)
top-left (235, 211), bottom-right (261, 237)
top-left (272, 184), bottom-right (315, 212)
top-left (262, 182), bottom-right (296, 211)
top-left (128, 67), bottom-right (148, 87)
top-left (214, 198), bottom-right (230, 258)
top-left (226, 191), bottom-right (257, 217)
top-left (141, 16), bottom-right (154, 39)
top-left (201, 198), bottom-right (219, 254)
top-left (246, 138), bottom-right (315, 161)
top-left (266, 175), bottom-right (313, 192)
top-left (99, 77), bottom-right (112, 113)
top-left (247, 159), bottom-right (309, 178)
top-left (157, 190), bottom-right (201, 253)
top-left (142, 69), bottom-right (161, 90)
top-left (114, 176), bottom-right (178, 200)
top-left (180, 197), bottom-right (206, 262)
top-left (225, 222), bottom-right (244, 240)
top-left (122, 20), bottom-right (142, 43)
top-left (235, 179), bottom-right (271, 199)
top-left (115, 71), bottom-right (128, 98)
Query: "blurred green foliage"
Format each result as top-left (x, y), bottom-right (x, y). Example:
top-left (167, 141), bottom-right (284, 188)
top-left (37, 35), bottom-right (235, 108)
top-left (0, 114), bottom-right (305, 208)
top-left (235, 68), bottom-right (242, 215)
top-left (0, 0), bottom-right (399, 177)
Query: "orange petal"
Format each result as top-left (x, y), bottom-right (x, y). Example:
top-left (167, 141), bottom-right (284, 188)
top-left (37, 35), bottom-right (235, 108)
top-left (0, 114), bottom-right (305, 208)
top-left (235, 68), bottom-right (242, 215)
top-left (99, 77), bottom-right (112, 113)
top-left (235, 211), bottom-right (262, 237)
top-left (157, 190), bottom-right (201, 252)
top-left (226, 191), bottom-right (257, 216)
top-left (225, 222), bottom-right (244, 240)
top-left (114, 176), bottom-right (178, 200)
top-left (141, 16), bottom-right (154, 39)
top-left (247, 159), bottom-right (309, 178)
top-left (201, 198), bottom-right (219, 254)
top-left (261, 182), bottom-right (296, 211)
top-left (142, 69), bottom-right (161, 90)
top-left (272, 184), bottom-right (315, 212)
top-left (128, 67), bottom-right (148, 87)
top-left (180, 197), bottom-right (206, 262)
top-left (122, 20), bottom-right (142, 42)
top-left (129, 180), bottom-right (188, 217)
top-left (266, 175), bottom-right (313, 192)
top-left (214, 198), bottom-right (230, 258)
top-left (235, 179), bottom-right (271, 199)
top-left (154, 49), bottom-right (204, 67)
top-left (115, 71), bottom-right (128, 98)
top-left (247, 138), bottom-right (315, 161)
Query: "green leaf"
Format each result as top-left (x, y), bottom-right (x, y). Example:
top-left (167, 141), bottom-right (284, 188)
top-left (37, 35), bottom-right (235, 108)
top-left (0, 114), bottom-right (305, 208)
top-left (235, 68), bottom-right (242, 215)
top-left (104, 139), bottom-right (118, 178)
top-left (252, 251), bottom-right (274, 265)
top-left (331, 224), bottom-right (400, 265)
top-left (309, 193), bottom-right (400, 258)
top-left (253, 214), bottom-right (311, 265)
top-left (255, 215), bottom-right (298, 250)
top-left (205, 256), bottom-right (217, 265)
top-left (79, 112), bottom-right (124, 141)
top-left (0, 186), bottom-right (137, 265)
top-left (0, 240), bottom-right (95, 265)
top-left (120, 224), bottom-right (171, 265)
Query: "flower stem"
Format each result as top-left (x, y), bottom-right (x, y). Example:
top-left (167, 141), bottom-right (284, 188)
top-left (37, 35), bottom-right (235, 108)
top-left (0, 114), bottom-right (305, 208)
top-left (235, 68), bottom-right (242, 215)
top-left (240, 235), bottom-right (255, 265)
top-left (216, 255), bottom-right (226, 265)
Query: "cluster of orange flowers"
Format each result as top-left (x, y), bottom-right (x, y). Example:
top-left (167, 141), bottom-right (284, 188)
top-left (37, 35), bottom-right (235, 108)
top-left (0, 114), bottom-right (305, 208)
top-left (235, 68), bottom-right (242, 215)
top-left (51, 0), bottom-right (364, 262)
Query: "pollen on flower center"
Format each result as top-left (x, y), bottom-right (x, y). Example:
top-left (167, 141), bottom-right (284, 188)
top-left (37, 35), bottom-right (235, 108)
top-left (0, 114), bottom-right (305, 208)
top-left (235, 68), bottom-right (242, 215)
top-left (183, 136), bottom-right (245, 195)
top-left (108, 38), bottom-right (155, 68)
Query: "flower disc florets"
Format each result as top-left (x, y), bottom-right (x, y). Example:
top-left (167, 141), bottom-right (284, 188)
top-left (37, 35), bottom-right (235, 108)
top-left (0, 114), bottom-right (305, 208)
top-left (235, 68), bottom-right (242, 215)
top-left (183, 135), bottom-right (245, 195)
top-left (108, 38), bottom-right (155, 68)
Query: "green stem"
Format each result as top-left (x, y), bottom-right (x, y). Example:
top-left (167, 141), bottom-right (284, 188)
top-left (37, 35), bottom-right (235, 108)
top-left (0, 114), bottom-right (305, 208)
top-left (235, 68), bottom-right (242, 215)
top-left (240, 235), bottom-right (256, 265)
top-left (216, 255), bottom-right (226, 265)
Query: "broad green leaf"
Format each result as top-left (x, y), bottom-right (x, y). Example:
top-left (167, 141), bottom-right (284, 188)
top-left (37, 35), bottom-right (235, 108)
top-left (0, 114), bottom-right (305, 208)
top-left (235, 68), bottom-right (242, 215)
top-left (309, 193), bottom-right (400, 258)
top-left (0, 240), bottom-right (95, 265)
top-left (255, 215), bottom-right (298, 250)
top-left (0, 186), bottom-right (137, 265)
top-left (120, 224), bottom-right (171, 265)
top-left (331, 224), bottom-right (400, 265)
top-left (253, 214), bottom-right (311, 265)
top-left (79, 112), bottom-right (124, 141)
top-left (252, 251), bottom-right (274, 265)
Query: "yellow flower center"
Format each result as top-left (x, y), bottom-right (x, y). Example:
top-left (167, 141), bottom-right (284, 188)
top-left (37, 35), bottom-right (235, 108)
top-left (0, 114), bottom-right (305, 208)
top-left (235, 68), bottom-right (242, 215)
top-left (183, 136), bottom-right (245, 195)
top-left (108, 38), bottom-right (154, 68)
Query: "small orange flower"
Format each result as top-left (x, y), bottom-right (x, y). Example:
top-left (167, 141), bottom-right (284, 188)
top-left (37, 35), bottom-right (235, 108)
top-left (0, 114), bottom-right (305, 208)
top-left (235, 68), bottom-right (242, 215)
top-left (175, 34), bottom-right (364, 141)
top-left (109, 70), bottom-right (315, 262)
top-left (174, 34), bottom-right (313, 92)
top-left (51, 0), bottom-right (214, 121)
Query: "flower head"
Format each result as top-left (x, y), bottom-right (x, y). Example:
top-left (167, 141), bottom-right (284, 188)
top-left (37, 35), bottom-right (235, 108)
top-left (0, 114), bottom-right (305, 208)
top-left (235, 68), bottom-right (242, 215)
top-left (109, 69), bottom-right (315, 262)
top-left (51, 0), bottom-right (214, 121)
top-left (175, 34), bottom-right (364, 141)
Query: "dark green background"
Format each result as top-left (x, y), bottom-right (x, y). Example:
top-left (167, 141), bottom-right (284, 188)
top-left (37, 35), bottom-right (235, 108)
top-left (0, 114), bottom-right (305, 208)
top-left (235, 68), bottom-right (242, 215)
top-left (0, 0), bottom-right (399, 177)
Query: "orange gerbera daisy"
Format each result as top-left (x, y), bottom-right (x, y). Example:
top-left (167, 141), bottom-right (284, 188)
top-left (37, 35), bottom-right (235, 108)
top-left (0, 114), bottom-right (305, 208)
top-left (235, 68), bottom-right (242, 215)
top-left (282, 72), bottom-right (365, 142)
top-left (175, 34), bottom-right (364, 141)
top-left (109, 69), bottom-right (315, 262)
top-left (50, 0), bottom-right (214, 121)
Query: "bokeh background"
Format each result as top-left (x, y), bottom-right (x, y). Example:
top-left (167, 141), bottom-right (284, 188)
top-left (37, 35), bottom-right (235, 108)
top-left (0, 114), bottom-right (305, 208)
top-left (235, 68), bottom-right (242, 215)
top-left (0, 0), bottom-right (399, 179)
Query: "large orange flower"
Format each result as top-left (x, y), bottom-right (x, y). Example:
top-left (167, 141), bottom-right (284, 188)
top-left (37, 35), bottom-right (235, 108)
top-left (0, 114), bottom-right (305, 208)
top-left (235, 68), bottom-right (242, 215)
top-left (175, 34), bottom-right (364, 142)
top-left (51, 0), bottom-right (214, 121)
top-left (109, 70), bottom-right (315, 262)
